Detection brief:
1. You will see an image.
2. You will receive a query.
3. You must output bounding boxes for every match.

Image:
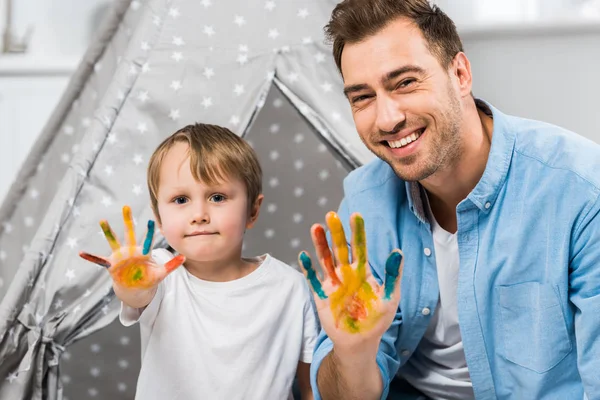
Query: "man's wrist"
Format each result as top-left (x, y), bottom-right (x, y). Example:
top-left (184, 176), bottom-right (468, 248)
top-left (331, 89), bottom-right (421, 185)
top-left (331, 340), bottom-right (379, 369)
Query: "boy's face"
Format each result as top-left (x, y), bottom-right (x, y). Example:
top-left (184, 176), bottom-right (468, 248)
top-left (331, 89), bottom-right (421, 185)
top-left (155, 142), bottom-right (262, 262)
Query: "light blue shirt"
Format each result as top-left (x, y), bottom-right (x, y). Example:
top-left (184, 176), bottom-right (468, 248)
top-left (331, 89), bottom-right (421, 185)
top-left (310, 100), bottom-right (600, 399)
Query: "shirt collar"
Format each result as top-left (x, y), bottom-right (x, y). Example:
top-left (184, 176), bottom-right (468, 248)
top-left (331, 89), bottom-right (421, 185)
top-left (405, 99), bottom-right (516, 220)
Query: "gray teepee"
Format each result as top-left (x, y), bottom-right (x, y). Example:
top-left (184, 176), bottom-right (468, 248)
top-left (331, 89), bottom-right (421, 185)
top-left (0, 0), bottom-right (373, 398)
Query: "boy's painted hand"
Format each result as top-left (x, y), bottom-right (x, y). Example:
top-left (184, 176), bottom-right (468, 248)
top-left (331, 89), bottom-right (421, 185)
top-left (299, 212), bottom-right (403, 341)
top-left (79, 205), bottom-right (185, 289)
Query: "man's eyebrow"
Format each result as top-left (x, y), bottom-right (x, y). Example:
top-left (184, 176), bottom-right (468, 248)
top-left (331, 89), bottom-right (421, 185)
top-left (343, 83), bottom-right (370, 98)
top-left (382, 65), bottom-right (426, 85)
top-left (343, 65), bottom-right (426, 98)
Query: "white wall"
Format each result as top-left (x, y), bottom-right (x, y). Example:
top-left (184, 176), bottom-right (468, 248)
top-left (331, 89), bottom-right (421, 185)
top-left (462, 28), bottom-right (600, 144)
top-left (0, 0), bottom-right (109, 203)
top-left (5, 0), bottom-right (110, 56)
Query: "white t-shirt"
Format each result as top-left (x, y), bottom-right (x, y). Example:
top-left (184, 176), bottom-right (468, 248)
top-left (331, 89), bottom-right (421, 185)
top-left (400, 208), bottom-right (475, 400)
top-left (120, 248), bottom-right (318, 400)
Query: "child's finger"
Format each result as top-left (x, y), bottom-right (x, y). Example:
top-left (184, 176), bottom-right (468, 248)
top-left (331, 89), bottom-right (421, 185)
top-left (383, 250), bottom-right (403, 301)
top-left (100, 220), bottom-right (121, 252)
top-left (79, 252), bottom-right (111, 268)
top-left (142, 220), bottom-right (155, 256)
top-left (164, 254), bottom-right (186, 274)
top-left (298, 251), bottom-right (327, 300)
top-left (123, 206), bottom-right (137, 248)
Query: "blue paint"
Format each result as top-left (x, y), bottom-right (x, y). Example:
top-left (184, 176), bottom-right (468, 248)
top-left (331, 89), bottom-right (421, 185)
top-left (384, 251), bottom-right (402, 300)
top-left (299, 252), bottom-right (327, 299)
top-left (142, 220), bottom-right (155, 255)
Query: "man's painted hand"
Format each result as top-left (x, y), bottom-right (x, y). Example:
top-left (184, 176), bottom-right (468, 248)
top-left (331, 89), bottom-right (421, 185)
top-left (299, 212), bottom-right (403, 338)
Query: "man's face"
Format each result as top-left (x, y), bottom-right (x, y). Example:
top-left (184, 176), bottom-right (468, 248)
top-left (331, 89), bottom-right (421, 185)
top-left (341, 18), bottom-right (464, 182)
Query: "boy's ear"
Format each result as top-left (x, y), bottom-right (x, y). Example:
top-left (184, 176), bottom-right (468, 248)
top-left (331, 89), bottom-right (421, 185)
top-left (246, 194), bottom-right (264, 229)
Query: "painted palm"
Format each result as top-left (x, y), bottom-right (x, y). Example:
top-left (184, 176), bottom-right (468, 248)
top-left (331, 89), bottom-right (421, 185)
top-left (79, 205), bottom-right (185, 288)
top-left (299, 212), bottom-right (403, 334)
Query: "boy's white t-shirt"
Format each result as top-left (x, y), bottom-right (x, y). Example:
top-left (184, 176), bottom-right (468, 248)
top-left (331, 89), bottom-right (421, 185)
top-left (120, 248), bottom-right (318, 400)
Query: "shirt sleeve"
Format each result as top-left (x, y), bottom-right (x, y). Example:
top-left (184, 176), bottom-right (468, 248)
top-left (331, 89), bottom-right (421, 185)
top-left (118, 248), bottom-right (175, 327)
top-left (569, 192), bottom-right (600, 399)
top-left (300, 280), bottom-right (320, 363)
top-left (309, 197), bottom-right (402, 400)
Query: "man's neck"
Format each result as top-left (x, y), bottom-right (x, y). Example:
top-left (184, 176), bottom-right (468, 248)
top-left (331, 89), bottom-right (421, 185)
top-left (421, 106), bottom-right (494, 233)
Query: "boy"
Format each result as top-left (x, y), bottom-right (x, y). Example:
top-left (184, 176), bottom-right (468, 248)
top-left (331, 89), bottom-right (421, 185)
top-left (80, 123), bottom-right (317, 399)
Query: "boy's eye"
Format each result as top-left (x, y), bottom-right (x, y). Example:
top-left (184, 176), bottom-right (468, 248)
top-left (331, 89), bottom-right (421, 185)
top-left (209, 194), bottom-right (226, 203)
top-left (173, 196), bottom-right (188, 205)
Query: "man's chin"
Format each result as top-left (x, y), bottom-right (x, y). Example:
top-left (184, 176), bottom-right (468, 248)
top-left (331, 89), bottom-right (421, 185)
top-left (389, 161), bottom-right (438, 182)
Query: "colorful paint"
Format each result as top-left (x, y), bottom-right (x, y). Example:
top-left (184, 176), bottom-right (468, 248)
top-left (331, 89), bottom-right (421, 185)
top-left (384, 251), bottom-right (402, 300)
top-left (79, 205), bottom-right (185, 289)
top-left (142, 220), bottom-right (155, 256)
top-left (301, 212), bottom-right (403, 334)
top-left (311, 224), bottom-right (341, 286)
top-left (299, 251), bottom-right (327, 299)
top-left (78, 252), bottom-right (110, 268)
top-left (327, 213), bottom-right (379, 333)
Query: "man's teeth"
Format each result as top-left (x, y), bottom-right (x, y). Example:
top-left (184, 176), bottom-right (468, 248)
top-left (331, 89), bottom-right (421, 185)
top-left (387, 131), bottom-right (423, 149)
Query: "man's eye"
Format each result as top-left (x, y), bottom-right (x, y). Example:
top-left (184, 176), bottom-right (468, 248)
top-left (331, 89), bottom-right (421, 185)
top-left (352, 95), bottom-right (371, 104)
top-left (210, 194), bottom-right (226, 203)
top-left (173, 196), bottom-right (187, 205)
top-left (398, 79), bottom-right (416, 89)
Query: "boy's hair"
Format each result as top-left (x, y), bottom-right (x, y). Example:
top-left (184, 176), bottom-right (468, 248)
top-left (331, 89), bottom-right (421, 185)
top-left (324, 0), bottom-right (463, 75)
top-left (147, 123), bottom-right (262, 223)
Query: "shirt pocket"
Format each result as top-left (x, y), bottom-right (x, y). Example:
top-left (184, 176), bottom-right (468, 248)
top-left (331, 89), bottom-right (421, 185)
top-left (497, 282), bottom-right (572, 373)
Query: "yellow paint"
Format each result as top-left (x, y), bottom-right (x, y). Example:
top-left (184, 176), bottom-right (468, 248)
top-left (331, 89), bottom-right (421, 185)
top-left (327, 213), bottom-right (381, 333)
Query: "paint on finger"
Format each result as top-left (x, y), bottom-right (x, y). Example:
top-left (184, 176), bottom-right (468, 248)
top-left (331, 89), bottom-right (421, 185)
top-left (79, 252), bottom-right (111, 268)
top-left (384, 251), bottom-right (402, 300)
top-left (313, 225), bottom-right (341, 286)
top-left (299, 251), bottom-right (327, 299)
top-left (326, 212), bottom-right (350, 265)
top-left (123, 206), bottom-right (137, 247)
top-left (353, 214), bottom-right (367, 280)
top-left (100, 220), bottom-right (120, 251)
top-left (142, 220), bottom-right (155, 255)
top-left (164, 254), bottom-right (185, 273)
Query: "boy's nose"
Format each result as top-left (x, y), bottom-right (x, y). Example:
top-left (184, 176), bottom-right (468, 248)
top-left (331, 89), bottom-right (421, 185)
top-left (191, 207), bottom-right (210, 224)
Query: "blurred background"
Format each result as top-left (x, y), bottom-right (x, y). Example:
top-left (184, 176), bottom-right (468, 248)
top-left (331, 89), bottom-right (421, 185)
top-left (1, 0), bottom-right (599, 205)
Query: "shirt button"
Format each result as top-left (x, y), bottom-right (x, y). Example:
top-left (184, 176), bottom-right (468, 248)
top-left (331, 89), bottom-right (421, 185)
top-left (422, 307), bottom-right (431, 316)
top-left (485, 202), bottom-right (491, 209)
top-left (401, 349), bottom-right (410, 357)
top-left (423, 247), bottom-right (431, 256)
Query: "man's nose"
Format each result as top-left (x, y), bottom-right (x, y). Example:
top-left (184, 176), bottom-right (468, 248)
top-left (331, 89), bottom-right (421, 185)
top-left (375, 94), bottom-right (406, 135)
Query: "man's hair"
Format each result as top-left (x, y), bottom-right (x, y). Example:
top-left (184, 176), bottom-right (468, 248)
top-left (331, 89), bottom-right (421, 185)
top-left (147, 123), bottom-right (262, 223)
top-left (324, 0), bottom-right (464, 74)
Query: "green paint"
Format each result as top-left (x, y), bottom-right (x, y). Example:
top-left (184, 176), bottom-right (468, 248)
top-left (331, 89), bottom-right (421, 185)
top-left (132, 268), bottom-right (143, 282)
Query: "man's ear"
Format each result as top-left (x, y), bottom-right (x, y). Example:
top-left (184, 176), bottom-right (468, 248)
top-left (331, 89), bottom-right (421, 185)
top-left (246, 194), bottom-right (264, 229)
top-left (451, 51), bottom-right (473, 98)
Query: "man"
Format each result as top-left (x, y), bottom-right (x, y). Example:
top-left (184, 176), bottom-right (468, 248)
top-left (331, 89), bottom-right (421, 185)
top-left (300, 0), bottom-right (600, 399)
